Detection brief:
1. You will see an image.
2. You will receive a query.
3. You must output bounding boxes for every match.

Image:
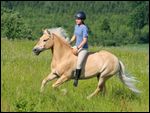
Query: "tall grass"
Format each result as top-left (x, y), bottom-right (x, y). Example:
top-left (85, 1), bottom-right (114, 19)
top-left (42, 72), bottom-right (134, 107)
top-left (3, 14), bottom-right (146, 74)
top-left (1, 38), bottom-right (149, 111)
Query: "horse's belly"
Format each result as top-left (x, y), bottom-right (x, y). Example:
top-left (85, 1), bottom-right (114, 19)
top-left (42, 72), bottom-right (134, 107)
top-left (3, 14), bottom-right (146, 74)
top-left (86, 64), bottom-right (99, 75)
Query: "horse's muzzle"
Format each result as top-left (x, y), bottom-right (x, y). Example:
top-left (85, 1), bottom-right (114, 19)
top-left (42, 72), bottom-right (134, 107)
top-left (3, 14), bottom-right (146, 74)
top-left (32, 48), bottom-right (41, 55)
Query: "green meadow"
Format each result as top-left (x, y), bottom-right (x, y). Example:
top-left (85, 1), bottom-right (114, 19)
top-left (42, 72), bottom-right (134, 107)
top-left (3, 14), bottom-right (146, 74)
top-left (1, 38), bottom-right (149, 112)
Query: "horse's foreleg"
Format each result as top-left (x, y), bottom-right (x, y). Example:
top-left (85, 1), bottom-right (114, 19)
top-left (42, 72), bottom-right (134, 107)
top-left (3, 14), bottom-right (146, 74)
top-left (40, 73), bottom-right (57, 92)
top-left (52, 75), bottom-right (70, 88)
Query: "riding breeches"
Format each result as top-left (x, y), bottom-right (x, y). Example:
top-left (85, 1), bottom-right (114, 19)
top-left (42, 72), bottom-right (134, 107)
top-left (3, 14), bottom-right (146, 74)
top-left (77, 48), bottom-right (88, 69)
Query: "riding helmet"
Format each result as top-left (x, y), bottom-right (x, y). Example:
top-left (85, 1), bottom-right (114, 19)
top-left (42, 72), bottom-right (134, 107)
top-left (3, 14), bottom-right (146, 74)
top-left (75, 11), bottom-right (86, 20)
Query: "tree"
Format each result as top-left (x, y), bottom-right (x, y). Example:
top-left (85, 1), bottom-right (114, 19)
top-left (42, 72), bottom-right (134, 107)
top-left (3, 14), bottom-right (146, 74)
top-left (1, 8), bottom-right (33, 40)
top-left (1, 1), bottom-right (149, 45)
top-left (128, 1), bottom-right (149, 30)
top-left (139, 25), bottom-right (149, 43)
top-left (101, 18), bottom-right (111, 32)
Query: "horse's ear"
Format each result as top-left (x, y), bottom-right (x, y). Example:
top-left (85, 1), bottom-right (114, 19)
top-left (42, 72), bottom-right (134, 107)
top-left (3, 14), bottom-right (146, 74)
top-left (46, 29), bottom-right (51, 35)
top-left (43, 28), bottom-right (48, 34)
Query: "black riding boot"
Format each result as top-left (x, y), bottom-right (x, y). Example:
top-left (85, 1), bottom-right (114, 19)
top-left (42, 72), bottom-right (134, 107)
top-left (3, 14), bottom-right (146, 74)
top-left (73, 69), bottom-right (82, 87)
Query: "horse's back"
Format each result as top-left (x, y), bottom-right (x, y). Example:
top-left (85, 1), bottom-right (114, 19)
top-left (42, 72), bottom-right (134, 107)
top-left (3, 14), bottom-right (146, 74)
top-left (87, 50), bottom-right (117, 60)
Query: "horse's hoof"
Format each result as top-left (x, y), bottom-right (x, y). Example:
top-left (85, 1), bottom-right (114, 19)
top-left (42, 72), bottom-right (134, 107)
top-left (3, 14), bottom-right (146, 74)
top-left (61, 88), bottom-right (68, 95)
top-left (87, 96), bottom-right (92, 100)
top-left (40, 88), bottom-right (44, 93)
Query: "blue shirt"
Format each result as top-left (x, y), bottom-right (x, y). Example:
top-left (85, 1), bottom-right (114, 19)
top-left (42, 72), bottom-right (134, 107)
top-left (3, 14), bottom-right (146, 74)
top-left (74, 24), bottom-right (88, 49)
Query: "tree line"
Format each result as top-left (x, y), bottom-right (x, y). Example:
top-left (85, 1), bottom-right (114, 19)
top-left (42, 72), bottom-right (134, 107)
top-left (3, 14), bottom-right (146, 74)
top-left (1, 1), bottom-right (149, 46)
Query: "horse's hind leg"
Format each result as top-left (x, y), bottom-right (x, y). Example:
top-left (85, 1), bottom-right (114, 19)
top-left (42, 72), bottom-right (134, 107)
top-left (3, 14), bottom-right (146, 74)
top-left (87, 77), bottom-right (106, 99)
top-left (87, 70), bottom-right (112, 99)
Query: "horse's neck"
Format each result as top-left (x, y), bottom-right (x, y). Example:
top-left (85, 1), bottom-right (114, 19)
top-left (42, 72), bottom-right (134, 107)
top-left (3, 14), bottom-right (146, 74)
top-left (52, 36), bottom-right (73, 61)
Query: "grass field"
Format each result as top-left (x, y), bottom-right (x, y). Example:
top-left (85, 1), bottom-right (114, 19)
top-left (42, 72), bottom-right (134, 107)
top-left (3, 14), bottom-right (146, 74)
top-left (1, 38), bottom-right (149, 112)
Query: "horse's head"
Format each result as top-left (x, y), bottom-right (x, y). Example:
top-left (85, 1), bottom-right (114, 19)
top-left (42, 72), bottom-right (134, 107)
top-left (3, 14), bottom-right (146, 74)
top-left (33, 29), bottom-right (54, 55)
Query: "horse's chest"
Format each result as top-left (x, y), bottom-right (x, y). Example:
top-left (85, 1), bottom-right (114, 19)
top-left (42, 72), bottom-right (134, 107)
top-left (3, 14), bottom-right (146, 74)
top-left (51, 60), bottom-right (75, 76)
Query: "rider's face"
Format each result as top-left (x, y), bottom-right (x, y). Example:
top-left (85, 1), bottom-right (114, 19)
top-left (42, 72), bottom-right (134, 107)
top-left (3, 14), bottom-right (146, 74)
top-left (75, 18), bottom-right (82, 25)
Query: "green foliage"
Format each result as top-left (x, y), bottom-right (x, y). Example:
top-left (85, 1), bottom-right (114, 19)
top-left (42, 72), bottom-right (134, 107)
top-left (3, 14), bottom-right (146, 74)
top-left (140, 25), bottom-right (149, 43)
top-left (128, 1), bottom-right (148, 30)
top-left (112, 25), bottom-right (135, 45)
top-left (101, 18), bottom-right (111, 32)
top-left (1, 1), bottom-right (149, 45)
top-left (14, 96), bottom-right (37, 112)
top-left (1, 8), bottom-right (33, 40)
top-left (133, 25), bottom-right (149, 44)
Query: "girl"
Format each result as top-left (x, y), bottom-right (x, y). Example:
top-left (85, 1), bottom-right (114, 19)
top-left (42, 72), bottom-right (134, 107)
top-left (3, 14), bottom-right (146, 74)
top-left (70, 11), bottom-right (88, 87)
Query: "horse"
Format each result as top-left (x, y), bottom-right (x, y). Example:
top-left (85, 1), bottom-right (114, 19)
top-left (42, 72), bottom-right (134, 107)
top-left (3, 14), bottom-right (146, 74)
top-left (32, 27), bottom-right (140, 99)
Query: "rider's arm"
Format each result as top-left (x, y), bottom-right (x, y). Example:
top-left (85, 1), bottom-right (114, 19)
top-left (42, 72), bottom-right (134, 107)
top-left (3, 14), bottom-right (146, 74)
top-left (77, 37), bottom-right (87, 49)
top-left (70, 35), bottom-right (76, 44)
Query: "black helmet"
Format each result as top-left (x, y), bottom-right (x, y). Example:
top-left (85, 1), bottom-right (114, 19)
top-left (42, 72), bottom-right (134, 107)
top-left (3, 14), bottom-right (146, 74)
top-left (75, 11), bottom-right (86, 20)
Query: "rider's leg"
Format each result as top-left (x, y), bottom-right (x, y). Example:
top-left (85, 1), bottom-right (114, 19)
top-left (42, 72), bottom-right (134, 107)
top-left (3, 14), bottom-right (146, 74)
top-left (73, 48), bottom-right (88, 87)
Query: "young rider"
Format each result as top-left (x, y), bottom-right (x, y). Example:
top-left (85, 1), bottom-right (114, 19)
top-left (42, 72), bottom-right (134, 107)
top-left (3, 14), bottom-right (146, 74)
top-left (70, 11), bottom-right (88, 87)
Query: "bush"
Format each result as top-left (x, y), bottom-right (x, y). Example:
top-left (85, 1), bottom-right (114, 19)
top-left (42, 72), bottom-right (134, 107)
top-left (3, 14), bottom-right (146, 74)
top-left (140, 25), bottom-right (149, 43)
top-left (112, 25), bottom-right (136, 45)
top-left (1, 8), bottom-right (33, 40)
top-left (101, 18), bottom-right (111, 32)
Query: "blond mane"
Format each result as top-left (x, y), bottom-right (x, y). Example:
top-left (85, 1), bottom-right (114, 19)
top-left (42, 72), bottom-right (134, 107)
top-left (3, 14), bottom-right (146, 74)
top-left (48, 27), bottom-right (70, 42)
top-left (47, 27), bottom-right (71, 48)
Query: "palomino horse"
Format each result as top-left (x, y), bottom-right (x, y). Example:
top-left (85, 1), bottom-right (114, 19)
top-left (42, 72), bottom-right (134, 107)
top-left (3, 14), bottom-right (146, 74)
top-left (33, 27), bottom-right (140, 99)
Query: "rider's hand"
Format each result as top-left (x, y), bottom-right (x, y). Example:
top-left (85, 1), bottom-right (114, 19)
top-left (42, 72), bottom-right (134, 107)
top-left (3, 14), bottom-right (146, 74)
top-left (68, 40), bottom-right (72, 45)
top-left (72, 47), bottom-right (78, 55)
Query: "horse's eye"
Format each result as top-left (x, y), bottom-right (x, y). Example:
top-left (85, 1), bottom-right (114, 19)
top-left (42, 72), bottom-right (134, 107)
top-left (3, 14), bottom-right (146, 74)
top-left (43, 39), bottom-right (48, 42)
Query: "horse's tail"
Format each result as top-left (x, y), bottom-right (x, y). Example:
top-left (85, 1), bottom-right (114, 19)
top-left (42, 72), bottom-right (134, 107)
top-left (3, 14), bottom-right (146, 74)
top-left (118, 60), bottom-right (141, 93)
